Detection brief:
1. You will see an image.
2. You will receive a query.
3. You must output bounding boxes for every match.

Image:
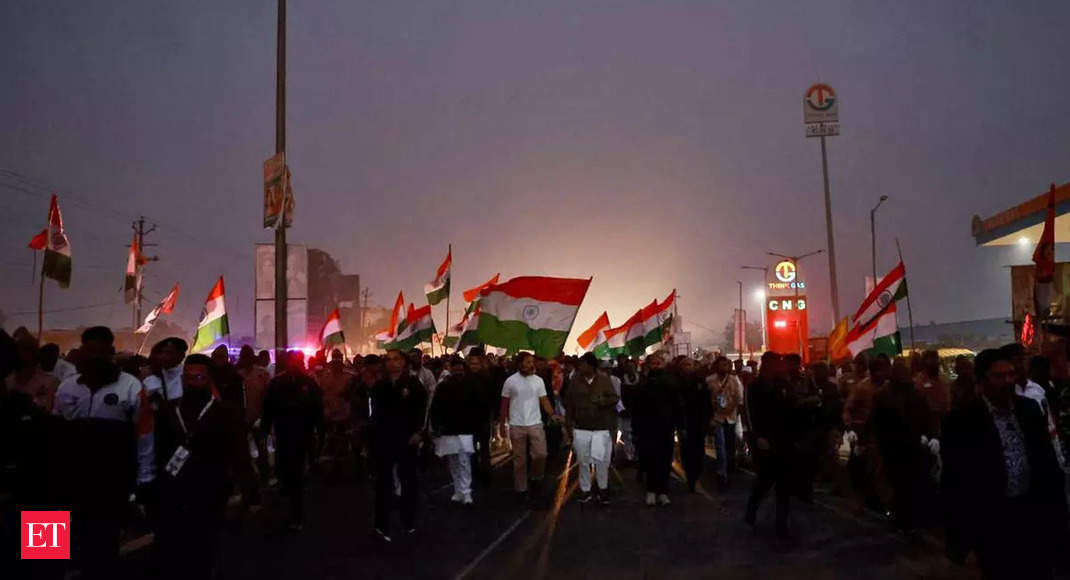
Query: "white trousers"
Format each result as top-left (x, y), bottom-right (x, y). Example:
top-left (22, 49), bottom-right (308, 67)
top-left (446, 453), bottom-right (473, 497)
top-left (573, 429), bottom-right (611, 492)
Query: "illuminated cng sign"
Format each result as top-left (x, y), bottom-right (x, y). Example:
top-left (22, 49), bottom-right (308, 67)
top-left (768, 298), bottom-right (807, 311)
top-left (767, 260), bottom-right (805, 292)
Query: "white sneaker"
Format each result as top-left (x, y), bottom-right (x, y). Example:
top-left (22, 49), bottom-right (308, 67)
top-left (450, 492), bottom-right (464, 503)
top-left (463, 493), bottom-right (474, 505)
top-left (657, 494), bottom-right (671, 506)
top-left (645, 492), bottom-right (656, 506)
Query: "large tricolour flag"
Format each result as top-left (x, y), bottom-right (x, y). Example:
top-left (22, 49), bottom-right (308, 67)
top-left (577, 311), bottom-right (610, 353)
top-left (425, 248), bottom-right (452, 306)
top-left (41, 195), bottom-right (71, 288)
top-left (446, 301), bottom-right (482, 352)
top-left (598, 308), bottom-right (644, 359)
top-left (375, 291), bottom-right (405, 346)
top-left (136, 283), bottom-right (180, 334)
top-left (643, 290), bottom-right (676, 347)
top-left (191, 277), bottom-right (229, 353)
top-left (385, 303), bottom-right (436, 351)
top-left (476, 276), bottom-right (591, 358)
top-left (320, 308), bottom-right (345, 350)
top-left (852, 262), bottom-right (907, 329)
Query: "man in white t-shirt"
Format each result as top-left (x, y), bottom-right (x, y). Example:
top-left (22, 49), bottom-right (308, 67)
top-left (500, 352), bottom-right (561, 501)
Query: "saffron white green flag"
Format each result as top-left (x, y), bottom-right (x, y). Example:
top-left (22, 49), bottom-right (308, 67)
top-left (424, 248), bottom-right (452, 306)
top-left (577, 311), bottom-right (611, 353)
top-left (191, 277), bottom-right (229, 353)
top-left (846, 302), bottom-right (900, 358)
top-left (320, 308), bottom-right (345, 350)
top-left (384, 303), bottom-right (436, 351)
top-left (42, 195), bottom-right (72, 288)
top-left (476, 276), bottom-right (591, 358)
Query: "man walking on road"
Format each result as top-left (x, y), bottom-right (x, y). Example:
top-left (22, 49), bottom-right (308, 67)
top-left (744, 352), bottom-right (797, 538)
top-left (501, 352), bottom-right (560, 502)
top-left (633, 353), bottom-right (681, 506)
top-left (564, 353), bottom-right (619, 505)
top-left (708, 356), bottom-right (744, 487)
top-left (371, 349), bottom-right (427, 542)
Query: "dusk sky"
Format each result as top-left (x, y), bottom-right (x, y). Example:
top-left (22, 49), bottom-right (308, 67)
top-left (3, 1), bottom-right (1070, 349)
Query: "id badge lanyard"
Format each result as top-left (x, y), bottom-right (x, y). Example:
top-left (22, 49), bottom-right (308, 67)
top-left (165, 399), bottom-right (214, 477)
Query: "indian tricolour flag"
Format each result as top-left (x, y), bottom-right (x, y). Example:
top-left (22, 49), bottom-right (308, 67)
top-left (624, 300), bottom-right (659, 356)
top-left (597, 309), bottom-right (643, 359)
top-left (463, 273), bottom-right (499, 303)
top-left (577, 311), bottom-right (610, 354)
top-left (641, 290), bottom-right (676, 347)
top-left (385, 303), bottom-right (436, 351)
top-left (446, 301), bottom-right (482, 352)
top-left (320, 308), bottom-right (345, 350)
top-left (424, 248), bottom-right (452, 306)
top-left (375, 291), bottom-right (405, 346)
top-left (42, 195), bottom-right (72, 288)
top-left (191, 277), bottom-right (229, 353)
top-left (853, 262), bottom-right (907, 329)
top-left (846, 301), bottom-right (901, 358)
top-left (476, 276), bottom-right (591, 358)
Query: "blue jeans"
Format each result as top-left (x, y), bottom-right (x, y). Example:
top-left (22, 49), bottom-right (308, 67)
top-left (713, 422), bottom-right (737, 479)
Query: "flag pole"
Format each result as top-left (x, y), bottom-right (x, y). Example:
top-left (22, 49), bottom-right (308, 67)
top-left (444, 244), bottom-right (452, 355)
top-left (136, 319), bottom-right (157, 356)
top-left (560, 277), bottom-right (594, 358)
top-left (37, 261), bottom-right (44, 341)
top-left (895, 238), bottom-right (917, 354)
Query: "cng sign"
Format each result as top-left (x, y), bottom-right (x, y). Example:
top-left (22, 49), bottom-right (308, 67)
top-left (803, 84), bottom-right (838, 124)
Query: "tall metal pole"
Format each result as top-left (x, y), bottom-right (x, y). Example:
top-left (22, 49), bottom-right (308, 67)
top-left (896, 238), bottom-right (917, 354)
top-left (820, 135), bottom-right (841, 325)
top-left (870, 206), bottom-right (877, 283)
top-left (274, 0), bottom-right (288, 364)
top-left (737, 280), bottom-right (744, 362)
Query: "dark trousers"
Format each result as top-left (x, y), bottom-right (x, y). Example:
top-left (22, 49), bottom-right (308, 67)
top-left (373, 446), bottom-right (419, 532)
top-left (251, 425), bottom-right (271, 483)
top-left (472, 423), bottom-right (492, 486)
top-left (746, 449), bottom-right (791, 532)
top-left (155, 506), bottom-right (221, 580)
top-left (681, 425), bottom-right (707, 489)
top-left (883, 451), bottom-right (930, 531)
top-left (975, 499), bottom-right (1056, 580)
top-left (638, 431), bottom-right (674, 494)
top-left (276, 447), bottom-right (306, 525)
top-left (70, 510), bottom-right (121, 580)
top-left (721, 422), bottom-right (737, 474)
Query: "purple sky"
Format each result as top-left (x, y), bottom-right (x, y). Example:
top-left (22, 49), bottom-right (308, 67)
top-left (3, 1), bottom-right (1070, 348)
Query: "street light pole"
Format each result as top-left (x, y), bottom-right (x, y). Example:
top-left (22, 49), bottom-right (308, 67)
top-left (870, 195), bottom-right (888, 283)
top-left (768, 250), bottom-right (823, 358)
top-left (273, 0), bottom-right (288, 364)
top-left (741, 265), bottom-right (769, 352)
top-left (737, 280), bottom-right (744, 362)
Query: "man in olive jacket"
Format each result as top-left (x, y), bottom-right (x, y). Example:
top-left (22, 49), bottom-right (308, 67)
top-left (564, 353), bottom-right (620, 505)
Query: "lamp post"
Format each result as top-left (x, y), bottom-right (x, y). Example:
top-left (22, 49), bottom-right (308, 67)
top-left (741, 265), bottom-right (769, 351)
top-left (870, 195), bottom-right (888, 283)
top-left (768, 249), bottom-right (824, 357)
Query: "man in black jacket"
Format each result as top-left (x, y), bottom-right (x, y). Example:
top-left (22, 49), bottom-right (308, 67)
top-left (430, 357), bottom-right (481, 504)
top-left (678, 357), bottom-right (712, 493)
top-left (633, 353), bottom-right (682, 506)
top-left (153, 354), bottom-right (260, 579)
top-left (942, 349), bottom-right (1068, 579)
top-left (371, 349), bottom-right (428, 543)
top-left (744, 352), bottom-right (797, 538)
top-left (464, 350), bottom-right (496, 487)
top-left (262, 350), bottom-right (324, 531)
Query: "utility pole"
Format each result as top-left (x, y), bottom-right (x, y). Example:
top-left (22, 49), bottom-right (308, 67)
top-left (273, 0), bottom-right (289, 363)
top-left (736, 281), bottom-right (744, 363)
top-left (360, 287), bottom-right (370, 353)
top-left (741, 265), bottom-right (769, 351)
top-left (131, 216), bottom-right (158, 329)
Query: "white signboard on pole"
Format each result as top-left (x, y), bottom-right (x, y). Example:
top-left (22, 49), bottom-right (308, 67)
top-left (803, 84), bottom-right (838, 124)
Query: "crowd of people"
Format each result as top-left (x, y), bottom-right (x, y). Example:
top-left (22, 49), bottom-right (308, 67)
top-left (2, 323), bottom-right (1070, 579)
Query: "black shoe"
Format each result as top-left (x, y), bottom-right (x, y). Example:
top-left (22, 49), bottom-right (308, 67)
top-left (374, 528), bottom-right (392, 544)
top-left (516, 491), bottom-right (530, 504)
top-left (529, 479), bottom-right (542, 493)
top-left (577, 491), bottom-right (594, 504)
top-left (406, 527), bottom-right (417, 536)
top-left (597, 492), bottom-right (610, 506)
top-left (776, 527), bottom-right (792, 541)
top-left (717, 475), bottom-right (729, 489)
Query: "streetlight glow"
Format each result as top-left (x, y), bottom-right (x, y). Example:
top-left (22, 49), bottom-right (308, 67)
top-left (754, 288), bottom-right (766, 301)
top-left (1018, 236), bottom-right (1030, 246)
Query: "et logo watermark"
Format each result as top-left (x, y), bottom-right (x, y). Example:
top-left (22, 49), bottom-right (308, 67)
top-left (21, 511), bottom-right (70, 559)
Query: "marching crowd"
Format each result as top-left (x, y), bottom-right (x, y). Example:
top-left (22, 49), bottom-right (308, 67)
top-left (2, 323), bottom-right (1070, 579)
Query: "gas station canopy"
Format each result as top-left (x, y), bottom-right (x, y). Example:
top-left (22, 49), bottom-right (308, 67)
top-left (972, 182), bottom-right (1070, 246)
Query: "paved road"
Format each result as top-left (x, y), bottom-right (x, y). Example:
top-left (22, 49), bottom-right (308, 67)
top-left (111, 442), bottom-right (985, 580)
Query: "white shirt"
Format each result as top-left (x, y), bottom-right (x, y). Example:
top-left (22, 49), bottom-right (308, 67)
top-left (48, 358), bottom-right (77, 382)
top-left (143, 365), bottom-right (183, 402)
top-left (502, 372), bottom-right (547, 427)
